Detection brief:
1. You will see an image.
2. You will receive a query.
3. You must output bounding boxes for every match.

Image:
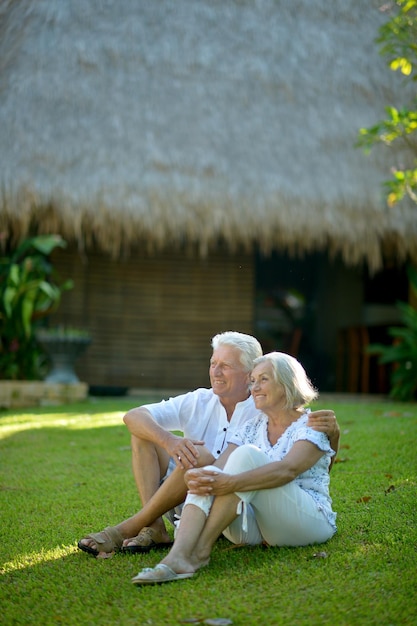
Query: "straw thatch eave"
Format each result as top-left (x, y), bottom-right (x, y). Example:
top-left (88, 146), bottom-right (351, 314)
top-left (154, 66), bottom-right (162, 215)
top-left (1, 0), bottom-right (416, 271)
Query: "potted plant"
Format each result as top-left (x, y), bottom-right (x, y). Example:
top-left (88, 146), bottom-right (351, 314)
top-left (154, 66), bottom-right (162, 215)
top-left (0, 234), bottom-right (74, 380)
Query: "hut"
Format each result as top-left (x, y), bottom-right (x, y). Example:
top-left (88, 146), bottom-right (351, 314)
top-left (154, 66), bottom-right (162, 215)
top-left (1, 0), bottom-right (416, 393)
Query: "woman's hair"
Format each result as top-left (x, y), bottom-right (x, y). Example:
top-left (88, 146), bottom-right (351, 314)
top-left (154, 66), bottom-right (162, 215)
top-left (253, 351), bottom-right (319, 408)
top-left (211, 331), bottom-right (263, 372)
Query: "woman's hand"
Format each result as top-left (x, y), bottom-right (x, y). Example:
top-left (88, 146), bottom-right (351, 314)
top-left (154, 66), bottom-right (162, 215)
top-left (185, 468), bottom-right (233, 496)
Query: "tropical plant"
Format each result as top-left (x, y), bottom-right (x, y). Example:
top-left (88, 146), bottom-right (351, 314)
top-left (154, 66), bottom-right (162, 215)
top-left (357, 2), bottom-right (417, 400)
top-left (356, 0), bottom-right (417, 208)
top-left (367, 265), bottom-right (417, 400)
top-left (0, 234), bottom-right (73, 380)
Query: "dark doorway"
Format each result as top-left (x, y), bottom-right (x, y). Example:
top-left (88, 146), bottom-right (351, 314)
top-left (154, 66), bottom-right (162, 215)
top-left (255, 250), bottom-right (409, 393)
top-left (255, 251), bottom-right (323, 384)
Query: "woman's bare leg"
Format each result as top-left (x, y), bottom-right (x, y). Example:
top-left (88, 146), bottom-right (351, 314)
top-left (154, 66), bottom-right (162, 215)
top-left (159, 493), bottom-right (240, 574)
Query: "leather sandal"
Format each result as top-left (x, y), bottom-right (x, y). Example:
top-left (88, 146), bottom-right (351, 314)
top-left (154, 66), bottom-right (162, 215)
top-left (121, 527), bottom-right (174, 554)
top-left (77, 526), bottom-right (124, 556)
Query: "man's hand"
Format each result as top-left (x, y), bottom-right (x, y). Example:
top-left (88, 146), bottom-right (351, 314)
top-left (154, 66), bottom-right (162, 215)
top-left (307, 409), bottom-right (340, 468)
top-left (307, 409), bottom-right (337, 437)
top-left (166, 434), bottom-right (205, 470)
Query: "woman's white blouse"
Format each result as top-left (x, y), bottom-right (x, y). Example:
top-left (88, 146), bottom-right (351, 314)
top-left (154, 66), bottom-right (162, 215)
top-left (228, 409), bottom-right (337, 529)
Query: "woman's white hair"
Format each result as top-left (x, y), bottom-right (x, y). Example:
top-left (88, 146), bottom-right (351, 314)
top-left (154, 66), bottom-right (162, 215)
top-left (253, 351), bottom-right (318, 409)
top-left (211, 331), bottom-right (263, 372)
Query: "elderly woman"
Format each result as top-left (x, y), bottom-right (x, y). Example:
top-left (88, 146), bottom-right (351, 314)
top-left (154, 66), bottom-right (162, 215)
top-left (132, 351), bottom-right (337, 584)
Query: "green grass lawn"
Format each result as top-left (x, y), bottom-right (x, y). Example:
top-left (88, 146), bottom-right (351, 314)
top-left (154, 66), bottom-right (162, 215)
top-left (0, 395), bottom-right (416, 625)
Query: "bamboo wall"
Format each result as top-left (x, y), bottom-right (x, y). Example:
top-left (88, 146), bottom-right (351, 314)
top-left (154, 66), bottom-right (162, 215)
top-left (49, 247), bottom-right (255, 390)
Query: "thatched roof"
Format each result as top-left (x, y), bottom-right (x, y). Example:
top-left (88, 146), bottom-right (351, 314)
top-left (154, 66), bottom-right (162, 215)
top-left (1, 0), bottom-right (416, 270)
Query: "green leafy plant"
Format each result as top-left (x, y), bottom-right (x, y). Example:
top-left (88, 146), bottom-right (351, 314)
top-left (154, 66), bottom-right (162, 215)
top-left (356, 0), bottom-right (417, 208)
top-left (0, 234), bottom-right (74, 380)
top-left (367, 265), bottom-right (417, 400)
top-left (357, 2), bottom-right (417, 401)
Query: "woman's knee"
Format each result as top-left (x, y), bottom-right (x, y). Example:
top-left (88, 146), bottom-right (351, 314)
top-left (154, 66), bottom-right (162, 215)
top-left (224, 444), bottom-right (268, 473)
top-left (184, 493), bottom-right (214, 516)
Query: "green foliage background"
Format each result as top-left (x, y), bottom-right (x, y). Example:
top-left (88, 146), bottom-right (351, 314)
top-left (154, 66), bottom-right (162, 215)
top-left (357, 0), bottom-right (417, 207)
top-left (0, 235), bottom-right (73, 380)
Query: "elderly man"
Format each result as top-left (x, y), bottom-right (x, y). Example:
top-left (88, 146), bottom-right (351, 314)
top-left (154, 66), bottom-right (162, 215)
top-left (78, 331), bottom-right (339, 557)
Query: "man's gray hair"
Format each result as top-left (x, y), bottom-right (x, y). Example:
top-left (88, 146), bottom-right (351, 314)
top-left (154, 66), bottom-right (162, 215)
top-left (211, 331), bottom-right (263, 372)
top-left (253, 351), bottom-right (318, 409)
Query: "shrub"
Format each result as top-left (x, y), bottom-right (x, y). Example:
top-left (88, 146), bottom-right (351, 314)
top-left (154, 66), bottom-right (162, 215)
top-left (368, 265), bottom-right (417, 401)
top-left (0, 234), bottom-right (73, 380)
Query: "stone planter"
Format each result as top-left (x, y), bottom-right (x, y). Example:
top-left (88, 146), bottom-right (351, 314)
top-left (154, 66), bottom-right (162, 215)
top-left (36, 333), bottom-right (91, 384)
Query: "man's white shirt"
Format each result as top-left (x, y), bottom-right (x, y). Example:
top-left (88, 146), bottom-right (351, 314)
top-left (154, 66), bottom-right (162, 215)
top-left (142, 388), bottom-right (256, 458)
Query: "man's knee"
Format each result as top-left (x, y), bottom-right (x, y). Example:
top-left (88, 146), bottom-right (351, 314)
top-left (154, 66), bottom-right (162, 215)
top-left (130, 433), bottom-right (161, 457)
top-left (194, 445), bottom-right (215, 468)
top-left (128, 433), bottom-right (170, 484)
top-left (131, 433), bottom-right (146, 453)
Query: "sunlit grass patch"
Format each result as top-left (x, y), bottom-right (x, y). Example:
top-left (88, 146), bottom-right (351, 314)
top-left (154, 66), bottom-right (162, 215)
top-left (1, 397), bottom-right (416, 626)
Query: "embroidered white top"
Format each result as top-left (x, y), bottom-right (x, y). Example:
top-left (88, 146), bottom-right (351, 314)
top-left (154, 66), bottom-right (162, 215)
top-left (228, 409), bottom-right (337, 529)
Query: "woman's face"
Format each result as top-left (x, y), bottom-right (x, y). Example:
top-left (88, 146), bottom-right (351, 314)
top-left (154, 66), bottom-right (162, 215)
top-left (250, 361), bottom-right (286, 412)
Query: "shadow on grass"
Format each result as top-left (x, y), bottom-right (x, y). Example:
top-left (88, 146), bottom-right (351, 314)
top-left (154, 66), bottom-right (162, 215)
top-left (1, 401), bottom-right (416, 625)
top-left (1, 537), bottom-right (344, 625)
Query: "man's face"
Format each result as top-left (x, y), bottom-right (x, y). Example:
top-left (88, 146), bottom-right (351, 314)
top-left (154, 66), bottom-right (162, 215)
top-left (209, 344), bottom-right (250, 402)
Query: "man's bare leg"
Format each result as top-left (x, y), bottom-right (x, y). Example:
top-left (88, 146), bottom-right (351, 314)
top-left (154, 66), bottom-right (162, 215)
top-left (79, 444), bottom-right (215, 552)
top-left (121, 444), bottom-right (216, 545)
top-left (79, 436), bottom-right (171, 552)
top-left (129, 435), bottom-right (171, 540)
top-left (119, 464), bottom-right (188, 544)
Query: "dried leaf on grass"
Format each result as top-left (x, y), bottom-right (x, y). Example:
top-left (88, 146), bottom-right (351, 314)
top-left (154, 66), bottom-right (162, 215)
top-left (220, 541), bottom-right (272, 552)
top-left (357, 496), bottom-right (372, 503)
top-left (180, 617), bottom-right (233, 626)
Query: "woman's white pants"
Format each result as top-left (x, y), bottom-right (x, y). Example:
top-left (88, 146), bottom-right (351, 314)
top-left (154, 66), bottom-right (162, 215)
top-left (185, 444), bottom-right (335, 547)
